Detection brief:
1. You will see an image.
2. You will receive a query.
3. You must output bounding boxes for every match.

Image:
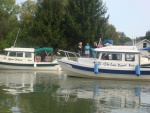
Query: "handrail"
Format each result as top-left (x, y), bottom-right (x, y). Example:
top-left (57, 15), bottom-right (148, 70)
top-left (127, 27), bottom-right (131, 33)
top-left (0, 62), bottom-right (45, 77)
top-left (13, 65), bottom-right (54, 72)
top-left (58, 50), bottom-right (81, 60)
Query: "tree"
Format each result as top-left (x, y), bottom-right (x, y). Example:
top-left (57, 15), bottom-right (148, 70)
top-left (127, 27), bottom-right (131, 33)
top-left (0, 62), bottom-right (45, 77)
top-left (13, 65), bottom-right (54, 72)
top-left (136, 30), bottom-right (150, 42)
top-left (145, 30), bottom-right (150, 40)
top-left (100, 23), bottom-right (119, 44)
top-left (64, 0), bottom-right (108, 50)
top-left (18, 0), bottom-right (37, 47)
top-left (0, 0), bottom-right (19, 50)
top-left (30, 0), bottom-right (67, 51)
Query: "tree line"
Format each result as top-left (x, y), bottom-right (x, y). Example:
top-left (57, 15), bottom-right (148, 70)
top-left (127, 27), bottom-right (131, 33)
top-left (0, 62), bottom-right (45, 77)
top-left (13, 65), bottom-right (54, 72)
top-left (0, 0), bottom-right (148, 53)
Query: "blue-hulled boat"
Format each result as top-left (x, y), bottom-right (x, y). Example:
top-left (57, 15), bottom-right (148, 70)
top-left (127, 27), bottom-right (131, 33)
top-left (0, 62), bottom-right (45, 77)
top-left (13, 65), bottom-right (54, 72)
top-left (57, 45), bottom-right (150, 81)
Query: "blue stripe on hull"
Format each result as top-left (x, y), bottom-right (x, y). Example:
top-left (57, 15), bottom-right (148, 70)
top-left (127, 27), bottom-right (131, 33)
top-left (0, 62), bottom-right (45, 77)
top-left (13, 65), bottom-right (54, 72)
top-left (141, 71), bottom-right (150, 75)
top-left (72, 64), bottom-right (135, 75)
top-left (60, 61), bottom-right (150, 75)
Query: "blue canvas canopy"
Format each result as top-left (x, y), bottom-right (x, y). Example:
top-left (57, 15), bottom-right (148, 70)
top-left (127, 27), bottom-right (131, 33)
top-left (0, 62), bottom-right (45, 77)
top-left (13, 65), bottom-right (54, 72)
top-left (34, 47), bottom-right (53, 53)
top-left (139, 46), bottom-right (150, 50)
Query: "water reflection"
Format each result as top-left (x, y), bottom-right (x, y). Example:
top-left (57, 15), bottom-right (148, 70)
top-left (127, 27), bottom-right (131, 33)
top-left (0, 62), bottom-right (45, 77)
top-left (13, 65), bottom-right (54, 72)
top-left (0, 71), bottom-right (150, 113)
top-left (56, 77), bottom-right (150, 113)
top-left (0, 70), bottom-right (63, 94)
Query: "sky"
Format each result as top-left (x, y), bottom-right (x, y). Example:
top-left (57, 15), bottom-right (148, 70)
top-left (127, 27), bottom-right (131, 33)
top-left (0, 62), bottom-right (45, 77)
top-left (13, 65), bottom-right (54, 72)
top-left (103, 0), bottom-right (150, 38)
top-left (16, 0), bottom-right (150, 38)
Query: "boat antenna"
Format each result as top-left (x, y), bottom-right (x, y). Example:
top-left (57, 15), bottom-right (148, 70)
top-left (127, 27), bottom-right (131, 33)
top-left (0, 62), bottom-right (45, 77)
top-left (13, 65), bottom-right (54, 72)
top-left (132, 39), bottom-right (134, 46)
top-left (132, 38), bottom-right (136, 46)
top-left (135, 38), bottom-right (136, 46)
top-left (14, 28), bottom-right (20, 47)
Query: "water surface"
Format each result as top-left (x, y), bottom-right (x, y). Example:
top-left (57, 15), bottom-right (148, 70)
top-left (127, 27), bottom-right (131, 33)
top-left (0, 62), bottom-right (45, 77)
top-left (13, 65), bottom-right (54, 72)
top-left (0, 70), bottom-right (150, 113)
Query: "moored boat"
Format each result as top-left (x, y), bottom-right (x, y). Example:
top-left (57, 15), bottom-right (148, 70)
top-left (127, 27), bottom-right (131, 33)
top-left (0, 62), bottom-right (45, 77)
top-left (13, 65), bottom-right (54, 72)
top-left (57, 45), bottom-right (150, 81)
top-left (0, 47), bottom-right (61, 71)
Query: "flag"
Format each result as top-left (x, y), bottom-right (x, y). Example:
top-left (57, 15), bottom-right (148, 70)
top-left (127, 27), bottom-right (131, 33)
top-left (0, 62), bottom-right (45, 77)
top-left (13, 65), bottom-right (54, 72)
top-left (97, 38), bottom-right (103, 48)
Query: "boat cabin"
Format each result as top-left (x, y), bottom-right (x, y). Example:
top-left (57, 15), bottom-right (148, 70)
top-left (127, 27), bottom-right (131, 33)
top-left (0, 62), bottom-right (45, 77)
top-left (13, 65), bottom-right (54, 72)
top-left (2, 47), bottom-right (35, 63)
top-left (1, 47), bottom-right (53, 63)
top-left (92, 46), bottom-right (140, 69)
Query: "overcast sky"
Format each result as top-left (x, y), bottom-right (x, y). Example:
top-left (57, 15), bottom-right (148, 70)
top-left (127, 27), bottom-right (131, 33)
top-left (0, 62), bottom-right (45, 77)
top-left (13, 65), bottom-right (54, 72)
top-left (16, 0), bottom-right (150, 38)
top-left (103, 0), bottom-right (150, 38)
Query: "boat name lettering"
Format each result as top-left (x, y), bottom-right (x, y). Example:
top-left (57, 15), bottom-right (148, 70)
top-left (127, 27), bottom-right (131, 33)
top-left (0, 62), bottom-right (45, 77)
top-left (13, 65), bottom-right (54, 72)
top-left (15, 58), bottom-right (23, 61)
top-left (129, 64), bottom-right (135, 67)
top-left (8, 58), bottom-right (14, 61)
top-left (103, 62), bottom-right (128, 67)
top-left (118, 64), bottom-right (126, 67)
top-left (8, 58), bottom-right (23, 61)
top-left (103, 62), bottom-right (117, 66)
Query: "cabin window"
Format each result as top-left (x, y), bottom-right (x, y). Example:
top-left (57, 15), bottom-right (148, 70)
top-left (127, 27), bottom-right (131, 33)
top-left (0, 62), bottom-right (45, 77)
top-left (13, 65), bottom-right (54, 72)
top-left (16, 52), bottom-right (23, 57)
top-left (111, 54), bottom-right (122, 60)
top-left (25, 52), bottom-right (32, 58)
top-left (101, 53), bottom-right (122, 60)
top-left (101, 53), bottom-right (109, 60)
top-left (143, 43), bottom-right (147, 48)
top-left (125, 54), bottom-right (135, 61)
top-left (9, 52), bottom-right (16, 57)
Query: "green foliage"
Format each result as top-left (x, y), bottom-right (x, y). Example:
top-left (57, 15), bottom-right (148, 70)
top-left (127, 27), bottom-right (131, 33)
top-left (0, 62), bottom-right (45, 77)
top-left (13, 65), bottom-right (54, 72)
top-left (136, 30), bottom-right (150, 42)
top-left (28, 0), bottom-right (67, 51)
top-left (64, 0), bottom-right (108, 49)
top-left (118, 36), bottom-right (132, 44)
top-left (0, 0), bottom-right (19, 50)
top-left (1, 0), bottom-right (149, 52)
top-left (101, 23), bottom-right (120, 44)
top-left (145, 30), bottom-right (150, 40)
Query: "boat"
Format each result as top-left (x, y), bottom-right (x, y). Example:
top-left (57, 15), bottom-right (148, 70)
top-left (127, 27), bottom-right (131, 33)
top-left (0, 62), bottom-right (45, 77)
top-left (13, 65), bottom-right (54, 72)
top-left (0, 47), bottom-right (61, 71)
top-left (57, 45), bottom-right (150, 81)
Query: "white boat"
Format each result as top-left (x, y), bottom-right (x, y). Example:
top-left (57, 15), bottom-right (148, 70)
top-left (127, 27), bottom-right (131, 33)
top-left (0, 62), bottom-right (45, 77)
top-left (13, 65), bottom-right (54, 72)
top-left (0, 47), bottom-right (61, 71)
top-left (57, 45), bottom-right (150, 81)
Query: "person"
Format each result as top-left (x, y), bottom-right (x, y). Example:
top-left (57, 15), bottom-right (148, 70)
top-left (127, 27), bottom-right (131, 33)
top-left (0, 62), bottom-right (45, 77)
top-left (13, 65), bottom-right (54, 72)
top-left (92, 42), bottom-right (98, 57)
top-left (78, 42), bottom-right (82, 56)
top-left (93, 42), bottom-right (98, 48)
top-left (84, 42), bottom-right (90, 57)
top-left (41, 51), bottom-right (46, 62)
top-left (101, 53), bottom-right (109, 60)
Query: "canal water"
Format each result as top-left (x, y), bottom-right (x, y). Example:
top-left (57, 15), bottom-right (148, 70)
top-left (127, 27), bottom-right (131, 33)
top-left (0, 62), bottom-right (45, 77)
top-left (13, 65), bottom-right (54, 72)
top-left (0, 70), bottom-right (150, 113)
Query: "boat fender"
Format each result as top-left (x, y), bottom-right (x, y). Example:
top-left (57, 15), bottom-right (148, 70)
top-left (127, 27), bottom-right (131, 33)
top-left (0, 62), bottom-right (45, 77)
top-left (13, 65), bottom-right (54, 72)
top-left (34, 62), bottom-right (37, 67)
top-left (94, 62), bottom-right (99, 74)
top-left (135, 65), bottom-right (140, 76)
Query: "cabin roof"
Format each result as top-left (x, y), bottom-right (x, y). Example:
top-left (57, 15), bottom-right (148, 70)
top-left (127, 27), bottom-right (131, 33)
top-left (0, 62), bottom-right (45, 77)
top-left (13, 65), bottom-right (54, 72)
top-left (93, 45), bottom-right (139, 53)
top-left (4, 47), bottom-right (34, 52)
top-left (4, 47), bottom-right (53, 53)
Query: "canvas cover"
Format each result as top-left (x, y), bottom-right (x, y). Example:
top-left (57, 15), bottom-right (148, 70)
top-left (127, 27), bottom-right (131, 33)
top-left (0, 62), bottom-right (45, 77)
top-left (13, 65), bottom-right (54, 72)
top-left (34, 47), bottom-right (53, 53)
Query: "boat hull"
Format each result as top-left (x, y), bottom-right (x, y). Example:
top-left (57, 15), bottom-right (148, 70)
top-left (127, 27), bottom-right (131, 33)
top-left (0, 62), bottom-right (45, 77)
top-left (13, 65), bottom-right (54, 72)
top-left (58, 60), bottom-right (150, 81)
top-left (0, 61), bottom-right (61, 71)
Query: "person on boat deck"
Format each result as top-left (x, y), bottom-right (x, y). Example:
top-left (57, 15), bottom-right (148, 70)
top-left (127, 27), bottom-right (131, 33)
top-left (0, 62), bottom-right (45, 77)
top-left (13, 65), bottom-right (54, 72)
top-left (101, 53), bottom-right (109, 60)
top-left (41, 51), bottom-right (46, 62)
top-left (93, 42), bottom-right (98, 48)
top-left (78, 42), bottom-right (82, 56)
top-left (84, 42), bottom-right (90, 57)
top-left (92, 42), bottom-right (98, 57)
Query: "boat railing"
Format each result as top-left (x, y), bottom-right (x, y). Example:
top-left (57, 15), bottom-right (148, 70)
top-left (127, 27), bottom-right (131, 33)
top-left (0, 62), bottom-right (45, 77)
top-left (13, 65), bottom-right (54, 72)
top-left (57, 50), bottom-right (80, 61)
